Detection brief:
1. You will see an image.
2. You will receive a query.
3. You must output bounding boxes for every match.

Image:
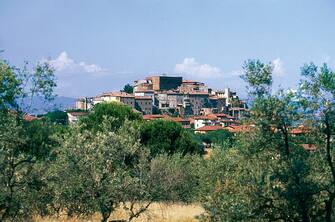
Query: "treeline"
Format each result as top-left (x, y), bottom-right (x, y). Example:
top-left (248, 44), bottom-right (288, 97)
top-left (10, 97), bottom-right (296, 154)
top-left (0, 58), bottom-right (335, 222)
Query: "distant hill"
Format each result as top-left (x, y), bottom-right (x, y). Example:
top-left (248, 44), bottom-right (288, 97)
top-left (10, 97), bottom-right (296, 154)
top-left (21, 96), bottom-right (76, 114)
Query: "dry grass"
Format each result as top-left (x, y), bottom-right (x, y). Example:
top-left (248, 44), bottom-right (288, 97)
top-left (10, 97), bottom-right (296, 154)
top-left (35, 203), bottom-right (204, 222)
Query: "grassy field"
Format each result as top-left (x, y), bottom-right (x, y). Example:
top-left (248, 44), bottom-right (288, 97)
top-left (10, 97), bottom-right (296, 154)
top-left (35, 203), bottom-right (204, 222)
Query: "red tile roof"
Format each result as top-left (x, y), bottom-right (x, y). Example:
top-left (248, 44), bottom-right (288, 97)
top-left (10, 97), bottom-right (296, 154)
top-left (135, 96), bottom-right (152, 100)
top-left (193, 115), bottom-right (217, 120)
top-left (290, 125), bottom-right (310, 134)
top-left (224, 124), bottom-right (251, 133)
top-left (300, 144), bottom-right (317, 151)
top-left (196, 125), bottom-right (223, 132)
top-left (134, 90), bottom-right (154, 93)
top-left (167, 117), bottom-right (190, 123)
top-left (23, 114), bottom-right (40, 121)
top-left (143, 114), bottom-right (168, 120)
top-left (187, 91), bottom-right (209, 95)
top-left (214, 113), bottom-right (235, 119)
top-left (99, 92), bottom-right (134, 98)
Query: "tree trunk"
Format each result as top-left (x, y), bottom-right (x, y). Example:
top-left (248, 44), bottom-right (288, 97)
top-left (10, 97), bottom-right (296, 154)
top-left (100, 203), bottom-right (113, 222)
top-left (325, 194), bottom-right (334, 222)
top-left (280, 126), bottom-right (290, 157)
top-left (101, 211), bottom-right (111, 222)
top-left (300, 200), bottom-right (310, 222)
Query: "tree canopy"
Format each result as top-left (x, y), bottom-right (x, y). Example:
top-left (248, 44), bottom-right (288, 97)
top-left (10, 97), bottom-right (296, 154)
top-left (122, 83), bottom-right (134, 94)
top-left (80, 102), bottom-right (142, 132)
top-left (140, 119), bottom-right (202, 157)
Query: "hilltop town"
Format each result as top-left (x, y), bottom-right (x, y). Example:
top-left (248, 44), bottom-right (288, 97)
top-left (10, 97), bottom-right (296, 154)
top-left (72, 75), bottom-right (249, 133)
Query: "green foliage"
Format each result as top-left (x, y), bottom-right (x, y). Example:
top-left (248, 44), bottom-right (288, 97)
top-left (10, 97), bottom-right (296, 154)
top-left (149, 154), bottom-right (202, 203)
top-left (195, 129), bottom-right (235, 148)
top-left (152, 106), bottom-right (161, 114)
top-left (80, 102), bottom-right (142, 132)
top-left (0, 59), bottom-right (56, 113)
top-left (198, 60), bottom-right (334, 222)
top-left (198, 148), bottom-right (254, 221)
top-left (0, 58), bottom-right (58, 221)
top-left (299, 63), bottom-right (335, 221)
top-left (50, 118), bottom-right (191, 222)
top-left (43, 110), bottom-right (68, 125)
top-left (199, 131), bottom-right (327, 221)
top-left (123, 83), bottom-right (134, 94)
top-left (140, 119), bottom-right (202, 157)
top-left (241, 59), bottom-right (273, 97)
top-left (0, 61), bottom-right (21, 111)
top-left (3, 55), bottom-right (335, 222)
top-left (0, 113), bottom-right (60, 221)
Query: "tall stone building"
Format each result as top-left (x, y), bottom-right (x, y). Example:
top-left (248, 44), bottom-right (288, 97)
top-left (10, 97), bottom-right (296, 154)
top-left (135, 96), bottom-right (153, 114)
top-left (151, 76), bottom-right (183, 91)
top-left (134, 76), bottom-right (182, 92)
top-left (187, 92), bottom-right (210, 115)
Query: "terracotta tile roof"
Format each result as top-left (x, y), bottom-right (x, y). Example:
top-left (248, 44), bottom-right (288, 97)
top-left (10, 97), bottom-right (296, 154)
top-left (100, 92), bottom-right (134, 98)
top-left (134, 90), bottom-right (154, 93)
top-left (158, 90), bottom-right (182, 95)
top-left (166, 117), bottom-right (190, 123)
top-left (196, 125), bottom-right (223, 132)
top-left (224, 124), bottom-right (251, 133)
top-left (290, 125), bottom-right (310, 134)
top-left (214, 113), bottom-right (235, 119)
top-left (23, 114), bottom-right (40, 121)
top-left (187, 91), bottom-right (209, 95)
top-left (300, 144), bottom-right (317, 151)
top-left (193, 115), bottom-right (217, 121)
top-left (143, 114), bottom-right (168, 120)
top-left (135, 96), bottom-right (152, 100)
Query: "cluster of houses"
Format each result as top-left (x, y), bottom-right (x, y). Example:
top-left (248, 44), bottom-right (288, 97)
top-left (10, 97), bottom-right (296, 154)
top-left (70, 75), bottom-right (250, 133)
top-left (141, 113), bottom-right (247, 134)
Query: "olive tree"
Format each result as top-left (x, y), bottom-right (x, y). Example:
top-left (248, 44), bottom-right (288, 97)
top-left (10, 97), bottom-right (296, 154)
top-left (199, 60), bottom-right (324, 221)
top-left (299, 63), bottom-right (335, 221)
top-left (50, 119), bottom-right (155, 222)
top-left (0, 59), bottom-right (57, 221)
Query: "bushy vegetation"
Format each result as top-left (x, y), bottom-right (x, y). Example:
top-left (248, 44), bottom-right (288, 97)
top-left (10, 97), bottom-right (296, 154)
top-left (140, 119), bottom-right (203, 157)
top-left (1, 57), bottom-right (335, 222)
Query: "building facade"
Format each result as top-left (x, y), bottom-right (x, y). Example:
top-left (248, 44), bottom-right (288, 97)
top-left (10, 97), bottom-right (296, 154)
top-left (135, 96), bottom-right (153, 114)
top-left (94, 92), bottom-right (135, 108)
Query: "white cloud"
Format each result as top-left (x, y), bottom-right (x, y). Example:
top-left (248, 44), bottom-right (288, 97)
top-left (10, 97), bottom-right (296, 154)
top-left (272, 58), bottom-right (285, 76)
top-left (174, 58), bottom-right (223, 79)
top-left (43, 51), bottom-right (107, 74)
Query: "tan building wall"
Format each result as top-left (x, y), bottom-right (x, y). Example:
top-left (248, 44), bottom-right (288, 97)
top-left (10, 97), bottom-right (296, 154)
top-left (151, 76), bottom-right (161, 91)
top-left (135, 97), bottom-right (152, 114)
top-left (93, 93), bottom-right (135, 108)
top-left (120, 97), bottom-right (135, 108)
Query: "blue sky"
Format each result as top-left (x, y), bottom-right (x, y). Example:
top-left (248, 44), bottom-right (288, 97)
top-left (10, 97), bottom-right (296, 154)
top-left (1, 0), bottom-right (335, 98)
